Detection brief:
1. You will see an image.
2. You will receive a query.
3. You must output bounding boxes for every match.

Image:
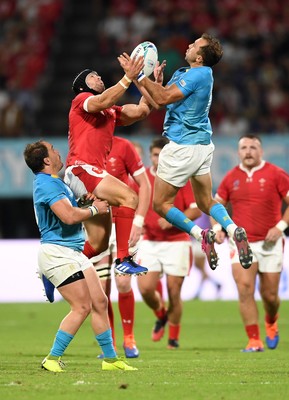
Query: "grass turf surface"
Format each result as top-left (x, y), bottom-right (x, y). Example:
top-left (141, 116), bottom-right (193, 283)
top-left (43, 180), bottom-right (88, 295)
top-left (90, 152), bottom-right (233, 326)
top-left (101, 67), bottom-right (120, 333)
top-left (1, 300), bottom-right (289, 400)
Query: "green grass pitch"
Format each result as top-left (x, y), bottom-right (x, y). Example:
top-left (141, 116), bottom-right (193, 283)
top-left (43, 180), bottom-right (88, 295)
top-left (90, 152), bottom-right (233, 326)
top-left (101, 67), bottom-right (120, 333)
top-left (1, 300), bottom-right (289, 400)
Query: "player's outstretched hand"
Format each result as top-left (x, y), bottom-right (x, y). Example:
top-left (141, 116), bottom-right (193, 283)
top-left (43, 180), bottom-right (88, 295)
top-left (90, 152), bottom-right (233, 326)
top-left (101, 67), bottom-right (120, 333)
top-left (118, 53), bottom-right (144, 81)
top-left (154, 60), bottom-right (166, 84)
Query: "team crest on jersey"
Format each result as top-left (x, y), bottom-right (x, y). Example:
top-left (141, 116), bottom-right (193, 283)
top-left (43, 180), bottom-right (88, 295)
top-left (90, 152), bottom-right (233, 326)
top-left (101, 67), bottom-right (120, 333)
top-left (108, 157), bottom-right (117, 171)
top-left (259, 178), bottom-right (266, 191)
top-left (109, 157), bottom-right (116, 165)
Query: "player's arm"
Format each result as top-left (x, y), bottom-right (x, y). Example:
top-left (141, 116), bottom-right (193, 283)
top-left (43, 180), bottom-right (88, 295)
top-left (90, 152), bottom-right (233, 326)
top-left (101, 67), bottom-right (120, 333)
top-left (119, 96), bottom-right (152, 126)
top-left (118, 60), bottom-right (168, 124)
top-left (51, 197), bottom-right (109, 225)
top-left (132, 60), bottom-right (167, 110)
top-left (265, 195), bottom-right (289, 242)
top-left (129, 171), bottom-right (151, 247)
top-left (119, 52), bottom-right (176, 108)
top-left (137, 78), bottom-right (184, 107)
top-left (86, 56), bottom-right (144, 113)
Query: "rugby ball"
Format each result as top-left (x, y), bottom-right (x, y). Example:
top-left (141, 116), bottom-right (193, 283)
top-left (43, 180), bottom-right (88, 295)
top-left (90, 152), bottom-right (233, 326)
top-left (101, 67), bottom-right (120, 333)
top-left (130, 41), bottom-right (158, 77)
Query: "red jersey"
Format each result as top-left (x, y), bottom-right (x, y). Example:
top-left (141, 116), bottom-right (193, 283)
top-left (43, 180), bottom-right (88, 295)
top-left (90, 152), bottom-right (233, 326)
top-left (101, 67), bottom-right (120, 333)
top-left (216, 161), bottom-right (289, 242)
top-left (66, 92), bottom-right (122, 169)
top-left (106, 137), bottom-right (145, 185)
top-left (143, 166), bottom-right (196, 242)
top-left (107, 136), bottom-right (145, 218)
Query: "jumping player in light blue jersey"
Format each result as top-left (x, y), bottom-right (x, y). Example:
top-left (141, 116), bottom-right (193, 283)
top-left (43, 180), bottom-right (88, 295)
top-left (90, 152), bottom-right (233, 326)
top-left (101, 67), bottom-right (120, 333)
top-left (119, 33), bottom-right (253, 271)
top-left (24, 140), bottom-right (137, 372)
top-left (164, 66), bottom-right (214, 145)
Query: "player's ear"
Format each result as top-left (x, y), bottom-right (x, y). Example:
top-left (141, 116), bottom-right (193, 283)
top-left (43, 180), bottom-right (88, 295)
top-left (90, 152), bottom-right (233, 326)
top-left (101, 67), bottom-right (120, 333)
top-left (196, 54), bottom-right (203, 64)
top-left (43, 157), bottom-right (50, 166)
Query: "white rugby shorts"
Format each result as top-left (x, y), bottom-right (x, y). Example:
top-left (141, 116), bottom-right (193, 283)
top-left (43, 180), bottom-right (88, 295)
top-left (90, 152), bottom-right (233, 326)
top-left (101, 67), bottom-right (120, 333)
top-left (64, 164), bottom-right (108, 199)
top-left (136, 240), bottom-right (192, 277)
top-left (157, 141), bottom-right (215, 187)
top-left (229, 236), bottom-right (284, 273)
top-left (38, 243), bottom-right (93, 287)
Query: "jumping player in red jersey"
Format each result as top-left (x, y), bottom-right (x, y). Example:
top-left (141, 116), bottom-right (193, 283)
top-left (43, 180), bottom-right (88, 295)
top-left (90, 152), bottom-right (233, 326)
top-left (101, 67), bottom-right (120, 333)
top-left (64, 58), bottom-right (153, 276)
top-left (92, 136), bottom-right (151, 358)
top-left (213, 135), bottom-right (289, 352)
top-left (137, 137), bottom-right (202, 349)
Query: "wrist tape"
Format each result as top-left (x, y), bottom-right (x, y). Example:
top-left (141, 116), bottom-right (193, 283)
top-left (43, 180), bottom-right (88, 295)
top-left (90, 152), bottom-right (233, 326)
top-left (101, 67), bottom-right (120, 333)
top-left (88, 205), bottom-right (99, 217)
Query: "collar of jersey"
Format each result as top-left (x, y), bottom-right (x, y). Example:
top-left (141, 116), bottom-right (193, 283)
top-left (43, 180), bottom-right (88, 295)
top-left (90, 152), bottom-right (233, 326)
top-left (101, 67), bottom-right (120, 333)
top-left (36, 172), bottom-right (59, 178)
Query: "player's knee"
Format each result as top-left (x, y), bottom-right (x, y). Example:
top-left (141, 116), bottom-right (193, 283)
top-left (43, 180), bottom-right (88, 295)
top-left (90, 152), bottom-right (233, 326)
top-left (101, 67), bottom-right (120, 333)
top-left (261, 288), bottom-right (279, 304)
top-left (115, 276), bottom-right (131, 292)
top-left (139, 285), bottom-right (154, 298)
top-left (120, 190), bottom-right (138, 209)
top-left (77, 302), bottom-right (92, 319)
top-left (92, 292), bottom-right (108, 314)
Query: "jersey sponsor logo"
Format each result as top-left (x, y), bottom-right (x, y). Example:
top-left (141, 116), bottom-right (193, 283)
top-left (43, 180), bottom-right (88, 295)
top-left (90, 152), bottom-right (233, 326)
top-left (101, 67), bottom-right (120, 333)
top-left (179, 79), bottom-right (186, 87)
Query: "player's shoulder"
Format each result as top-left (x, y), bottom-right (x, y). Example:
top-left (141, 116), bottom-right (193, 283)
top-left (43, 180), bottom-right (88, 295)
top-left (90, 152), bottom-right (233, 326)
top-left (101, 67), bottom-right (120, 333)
top-left (186, 66), bottom-right (212, 77)
top-left (264, 161), bottom-right (289, 177)
top-left (113, 136), bottom-right (129, 145)
top-left (226, 165), bottom-right (241, 177)
top-left (113, 136), bottom-right (134, 152)
top-left (72, 92), bottom-right (94, 107)
top-left (264, 161), bottom-right (283, 171)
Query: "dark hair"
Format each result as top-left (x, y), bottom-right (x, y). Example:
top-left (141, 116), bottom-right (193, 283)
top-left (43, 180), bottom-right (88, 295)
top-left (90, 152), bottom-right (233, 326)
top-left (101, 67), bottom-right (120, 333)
top-left (199, 33), bottom-right (223, 67)
top-left (24, 141), bottom-right (48, 173)
top-left (149, 137), bottom-right (169, 152)
top-left (239, 134), bottom-right (262, 144)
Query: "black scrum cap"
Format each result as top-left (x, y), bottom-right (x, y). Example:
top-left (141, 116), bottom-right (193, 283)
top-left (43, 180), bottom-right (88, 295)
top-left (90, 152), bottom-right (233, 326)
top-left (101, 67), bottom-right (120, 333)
top-left (72, 69), bottom-right (98, 95)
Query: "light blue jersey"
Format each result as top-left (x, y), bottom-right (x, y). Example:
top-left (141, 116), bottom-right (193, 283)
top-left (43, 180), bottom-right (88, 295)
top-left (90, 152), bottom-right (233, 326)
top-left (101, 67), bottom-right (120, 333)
top-left (163, 66), bottom-right (213, 145)
top-left (33, 173), bottom-right (84, 251)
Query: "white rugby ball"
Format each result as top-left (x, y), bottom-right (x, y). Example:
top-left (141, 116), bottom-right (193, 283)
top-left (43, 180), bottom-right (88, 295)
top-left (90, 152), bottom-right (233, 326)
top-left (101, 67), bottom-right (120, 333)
top-left (130, 41), bottom-right (158, 77)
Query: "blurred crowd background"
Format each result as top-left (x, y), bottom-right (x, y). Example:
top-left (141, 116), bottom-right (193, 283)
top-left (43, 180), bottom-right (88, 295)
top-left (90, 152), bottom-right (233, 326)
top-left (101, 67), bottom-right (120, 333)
top-left (1, 0), bottom-right (289, 237)
top-left (1, 0), bottom-right (289, 138)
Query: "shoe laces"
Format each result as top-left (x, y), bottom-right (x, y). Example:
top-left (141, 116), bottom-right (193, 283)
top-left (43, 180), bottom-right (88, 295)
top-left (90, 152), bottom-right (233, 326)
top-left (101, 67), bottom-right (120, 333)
top-left (58, 358), bottom-right (66, 369)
